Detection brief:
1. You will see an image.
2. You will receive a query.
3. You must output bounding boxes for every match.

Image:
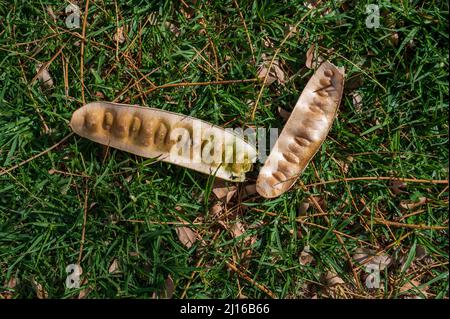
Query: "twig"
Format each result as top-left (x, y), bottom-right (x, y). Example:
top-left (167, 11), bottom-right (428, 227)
top-left (298, 181), bottom-right (362, 290)
top-left (132, 78), bottom-right (257, 100)
top-left (225, 261), bottom-right (277, 299)
top-left (372, 218), bottom-right (447, 231)
top-left (233, 0), bottom-right (255, 64)
top-left (303, 176), bottom-right (449, 188)
top-left (180, 229), bottom-right (221, 299)
top-left (31, 45), bottom-right (65, 84)
top-left (250, 8), bottom-right (314, 120)
top-left (77, 181), bottom-right (89, 264)
top-left (251, 208), bottom-right (378, 248)
top-left (80, 0), bottom-right (91, 105)
top-left (0, 133), bottom-right (74, 176)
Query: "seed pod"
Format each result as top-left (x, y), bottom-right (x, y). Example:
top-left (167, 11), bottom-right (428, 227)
top-left (256, 61), bottom-right (345, 198)
top-left (70, 102), bottom-right (257, 182)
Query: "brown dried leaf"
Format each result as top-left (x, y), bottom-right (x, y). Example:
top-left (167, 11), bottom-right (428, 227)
top-left (257, 54), bottom-right (285, 86)
top-left (78, 278), bottom-right (90, 299)
top-left (345, 74), bottom-right (364, 90)
top-left (298, 200), bottom-right (310, 216)
top-left (0, 277), bottom-right (18, 299)
top-left (7, 277), bottom-right (17, 289)
top-left (175, 225), bottom-right (197, 248)
top-left (210, 202), bottom-right (224, 217)
top-left (108, 259), bottom-right (120, 274)
top-left (263, 37), bottom-right (274, 48)
top-left (242, 184), bottom-right (257, 198)
top-left (278, 107), bottom-right (291, 121)
top-left (114, 26), bottom-right (125, 44)
top-left (32, 278), bottom-right (48, 299)
top-left (299, 246), bottom-right (314, 266)
top-left (350, 91), bottom-right (363, 113)
top-left (165, 22), bottom-right (181, 37)
top-left (230, 221), bottom-right (246, 238)
top-left (213, 185), bottom-right (237, 203)
top-left (35, 63), bottom-right (54, 88)
top-left (95, 91), bottom-right (105, 99)
top-left (400, 279), bottom-right (428, 298)
top-left (160, 275), bottom-right (175, 299)
top-left (390, 180), bottom-right (407, 196)
top-left (324, 271), bottom-right (345, 286)
top-left (390, 32), bottom-right (399, 47)
top-left (305, 44), bottom-right (323, 69)
top-left (400, 197), bottom-right (427, 210)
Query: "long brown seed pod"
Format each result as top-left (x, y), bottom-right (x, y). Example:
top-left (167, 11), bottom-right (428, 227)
top-left (70, 102), bottom-right (256, 182)
top-left (256, 61), bottom-right (345, 198)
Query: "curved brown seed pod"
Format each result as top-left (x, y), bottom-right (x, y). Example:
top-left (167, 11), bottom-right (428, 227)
top-left (70, 102), bottom-right (256, 182)
top-left (256, 61), bottom-right (345, 198)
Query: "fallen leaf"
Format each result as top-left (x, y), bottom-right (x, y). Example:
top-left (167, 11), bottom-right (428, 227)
top-left (31, 278), bottom-right (48, 299)
top-left (242, 184), bottom-right (257, 198)
top-left (298, 200), bottom-right (310, 216)
top-left (345, 74), bottom-right (364, 90)
top-left (114, 26), bottom-right (125, 44)
top-left (390, 32), bottom-right (399, 47)
top-left (213, 185), bottom-right (237, 203)
top-left (400, 279), bottom-right (428, 298)
top-left (78, 278), bottom-right (90, 299)
top-left (278, 107), bottom-right (291, 121)
top-left (160, 275), bottom-right (175, 299)
top-left (400, 197), bottom-right (427, 210)
top-left (390, 180), bottom-right (407, 196)
top-left (0, 277), bottom-right (18, 299)
top-left (210, 202), bottom-right (224, 217)
top-left (35, 63), bottom-right (54, 88)
top-left (415, 245), bottom-right (427, 261)
top-left (324, 271), bottom-right (345, 286)
top-left (95, 91), bottom-right (105, 99)
top-left (108, 259), bottom-right (120, 274)
top-left (175, 225), bottom-right (197, 248)
top-left (7, 277), bottom-right (17, 289)
top-left (350, 91), bottom-right (363, 113)
top-left (353, 248), bottom-right (392, 271)
top-left (257, 54), bottom-right (285, 86)
top-left (165, 22), bottom-right (181, 37)
top-left (224, 220), bottom-right (257, 259)
top-left (230, 221), bottom-right (246, 238)
top-left (299, 246), bottom-right (314, 266)
top-left (305, 44), bottom-right (323, 69)
top-left (263, 37), bottom-right (274, 48)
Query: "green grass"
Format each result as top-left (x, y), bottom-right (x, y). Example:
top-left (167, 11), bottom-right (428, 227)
top-left (0, 0), bottom-right (448, 299)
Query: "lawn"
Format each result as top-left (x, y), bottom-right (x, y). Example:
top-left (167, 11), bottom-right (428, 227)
top-left (0, 0), bottom-right (448, 299)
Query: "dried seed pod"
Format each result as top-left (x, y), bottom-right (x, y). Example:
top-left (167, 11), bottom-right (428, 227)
top-left (256, 61), bottom-right (345, 198)
top-left (70, 102), bottom-right (257, 182)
